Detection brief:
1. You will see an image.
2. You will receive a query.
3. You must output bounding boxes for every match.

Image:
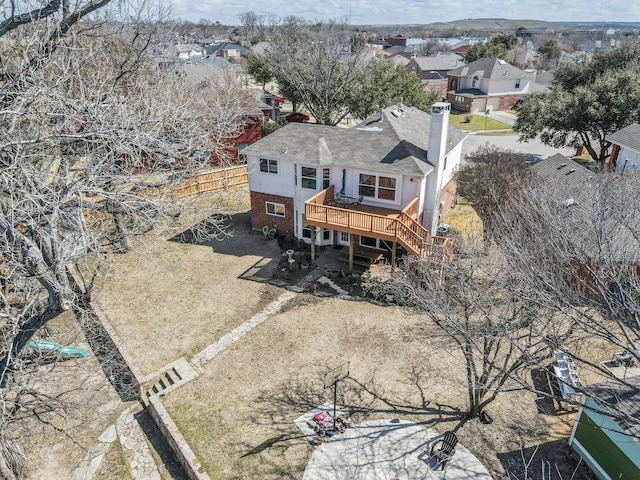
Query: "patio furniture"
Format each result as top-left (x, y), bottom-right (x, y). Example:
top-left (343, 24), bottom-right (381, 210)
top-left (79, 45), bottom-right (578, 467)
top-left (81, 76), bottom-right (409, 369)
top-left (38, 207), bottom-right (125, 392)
top-left (430, 431), bottom-right (458, 470)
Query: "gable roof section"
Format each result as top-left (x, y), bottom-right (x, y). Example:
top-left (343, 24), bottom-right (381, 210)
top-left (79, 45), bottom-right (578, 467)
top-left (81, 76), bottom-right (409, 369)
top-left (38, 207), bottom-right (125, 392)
top-left (243, 106), bottom-right (466, 176)
top-left (448, 58), bottom-right (525, 79)
top-left (606, 124), bottom-right (640, 153)
top-left (413, 53), bottom-right (465, 71)
top-left (205, 42), bottom-right (249, 57)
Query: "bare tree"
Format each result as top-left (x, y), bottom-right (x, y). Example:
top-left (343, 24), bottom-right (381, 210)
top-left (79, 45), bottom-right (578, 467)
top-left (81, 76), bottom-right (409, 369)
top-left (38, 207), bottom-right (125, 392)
top-left (238, 11), bottom-right (259, 43)
top-left (265, 19), bottom-right (369, 125)
top-left (0, 2), bottom-right (253, 476)
top-left (457, 146), bottom-right (531, 236)
top-left (363, 164), bottom-right (640, 427)
top-left (363, 239), bottom-right (569, 420)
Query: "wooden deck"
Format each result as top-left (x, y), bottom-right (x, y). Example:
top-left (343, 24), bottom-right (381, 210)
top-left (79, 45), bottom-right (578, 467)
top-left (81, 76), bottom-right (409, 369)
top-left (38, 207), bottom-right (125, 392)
top-left (304, 186), bottom-right (453, 259)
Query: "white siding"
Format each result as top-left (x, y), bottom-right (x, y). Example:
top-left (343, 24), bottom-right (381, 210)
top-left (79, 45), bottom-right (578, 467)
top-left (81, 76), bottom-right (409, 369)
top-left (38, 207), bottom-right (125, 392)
top-left (246, 154), bottom-right (296, 198)
top-left (617, 146), bottom-right (640, 172)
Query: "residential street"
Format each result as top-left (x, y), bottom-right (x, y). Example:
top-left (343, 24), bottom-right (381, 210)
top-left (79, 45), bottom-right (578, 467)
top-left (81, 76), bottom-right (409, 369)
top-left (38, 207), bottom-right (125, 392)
top-left (461, 132), bottom-right (575, 159)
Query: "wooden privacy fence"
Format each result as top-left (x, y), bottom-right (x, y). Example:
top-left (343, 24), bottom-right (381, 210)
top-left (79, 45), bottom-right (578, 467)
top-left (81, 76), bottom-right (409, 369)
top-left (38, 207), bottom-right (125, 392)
top-left (81, 165), bottom-right (249, 228)
top-left (139, 165), bottom-right (248, 199)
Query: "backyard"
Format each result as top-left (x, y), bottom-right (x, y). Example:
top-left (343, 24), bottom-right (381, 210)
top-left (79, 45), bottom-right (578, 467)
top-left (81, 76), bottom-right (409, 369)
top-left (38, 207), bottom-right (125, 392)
top-left (91, 200), bottom-right (594, 479)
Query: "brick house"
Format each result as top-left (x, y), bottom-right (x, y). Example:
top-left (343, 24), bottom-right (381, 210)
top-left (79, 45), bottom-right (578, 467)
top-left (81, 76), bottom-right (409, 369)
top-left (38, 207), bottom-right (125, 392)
top-left (243, 103), bottom-right (466, 266)
top-left (446, 58), bottom-right (535, 113)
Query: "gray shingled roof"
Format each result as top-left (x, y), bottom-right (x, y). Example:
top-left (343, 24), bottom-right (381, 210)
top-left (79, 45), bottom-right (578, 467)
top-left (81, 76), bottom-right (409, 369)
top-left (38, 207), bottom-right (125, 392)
top-left (243, 106), bottom-right (466, 176)
top-left (532, 154), bottom-right (640, 263)
top-left (413, 53), bottom-right (465, 71)
top-left (584, 376), bottom-right (640, 438)
top-left (172, 58), bottom-right (241, 86)
top-left (606, 124), bottom-right (640, 153)
top-left (448, 58), bottom-right (525, 79)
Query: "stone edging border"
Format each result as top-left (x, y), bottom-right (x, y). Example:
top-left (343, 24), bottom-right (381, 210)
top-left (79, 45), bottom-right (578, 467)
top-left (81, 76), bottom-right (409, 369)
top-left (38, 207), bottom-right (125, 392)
top-left (92, 305), bottom-right (209, 480)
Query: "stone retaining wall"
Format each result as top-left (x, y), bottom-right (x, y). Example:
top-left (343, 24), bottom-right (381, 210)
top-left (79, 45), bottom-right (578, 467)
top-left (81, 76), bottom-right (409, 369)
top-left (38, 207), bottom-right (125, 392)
top-left (91, 304), bottom-right (209, 479)
top-left (147, 395), bottom-right (211, 480)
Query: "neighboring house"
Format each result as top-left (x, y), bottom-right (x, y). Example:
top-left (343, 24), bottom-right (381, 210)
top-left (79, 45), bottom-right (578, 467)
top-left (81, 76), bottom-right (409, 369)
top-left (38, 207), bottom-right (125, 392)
top-left (406, 53), bottom-right (465, 83)
top-left (531, 154), bottom-right (640, 265)
top-left (446, 58), bottom-right (535, 113)
top-left (209, 112), bottom-right (264, 167)
top-left (389, 55), bottom-right (410, 69)
top-left (243, 103), bottom-right (466, 266)
top-left (606, 124), bottom-right (640, 172)
top-left (568, 376), bottom-right (640, 480)
top-left (385, 45), bottom-right (417, 59)
top-left (172, 57), bottom-right (243, 86)
top-left (205, 42), bottom-right (249, 63)
top-left (152, 43), bottom-right (205, 60)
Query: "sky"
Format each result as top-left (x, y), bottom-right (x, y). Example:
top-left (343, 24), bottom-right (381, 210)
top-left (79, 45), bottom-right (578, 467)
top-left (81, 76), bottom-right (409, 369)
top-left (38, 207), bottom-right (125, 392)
top-left (170, 0), bottom-right (640, 26)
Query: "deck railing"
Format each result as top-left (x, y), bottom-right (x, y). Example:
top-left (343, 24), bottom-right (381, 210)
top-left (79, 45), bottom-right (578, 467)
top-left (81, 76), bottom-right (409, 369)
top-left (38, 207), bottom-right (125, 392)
top-left (305, 188), bottom-right (452, 259)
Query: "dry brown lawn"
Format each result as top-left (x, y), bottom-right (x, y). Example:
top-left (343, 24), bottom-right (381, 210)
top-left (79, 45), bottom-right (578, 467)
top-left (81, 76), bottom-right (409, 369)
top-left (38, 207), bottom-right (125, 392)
top-left (94, 219), bottom-right (282, 375)
top-left (91, 200), bottom-right (594, 480)
top-left (17, 311), bottom-right (127, 480)
top-left (442, 202), bottom-right (483, 238)
top-left (161, 296), bottom-right (584, 480)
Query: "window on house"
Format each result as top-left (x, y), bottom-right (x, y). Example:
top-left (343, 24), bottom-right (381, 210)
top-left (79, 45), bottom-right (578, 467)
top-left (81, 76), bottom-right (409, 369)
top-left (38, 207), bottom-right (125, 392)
top-left (323, 168), bottom-right (330, 189)
top-left (360, 236), bottom-right (386, 250)
top-left (358, 173), bottom-right (397, 201)
top-left (266, 202), bottom-right (285, 217)
top-left (238, 143), bottom-right (250, 164)
top-left (260, 158), bottom-right (278, 174)
top-left (301, 166), bottom-right (317, 189)
top-left (515, 79), bottom-right (521, 88)
top-left (340, 232), bottom-right (350, 243)
top-left (472, 75), bottom-right (479, 88)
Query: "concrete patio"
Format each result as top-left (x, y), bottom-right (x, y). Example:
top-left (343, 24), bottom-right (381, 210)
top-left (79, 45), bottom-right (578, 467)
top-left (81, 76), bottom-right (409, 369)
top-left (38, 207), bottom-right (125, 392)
top-left (303, 418), bottom-right (493, 479)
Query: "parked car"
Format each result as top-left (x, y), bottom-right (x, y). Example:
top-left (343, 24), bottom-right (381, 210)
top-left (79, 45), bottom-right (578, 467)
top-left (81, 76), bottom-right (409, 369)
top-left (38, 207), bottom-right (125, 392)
top-left (283, 112), bottom-right (310, 123)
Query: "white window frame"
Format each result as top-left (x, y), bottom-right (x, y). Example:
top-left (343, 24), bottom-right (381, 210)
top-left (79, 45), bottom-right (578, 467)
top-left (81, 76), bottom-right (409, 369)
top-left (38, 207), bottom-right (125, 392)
top-left (265, 201), bottom-right (285, 217)
top-left (301, 166), bottom-right (317, 189)
top-left (357, 172), bottom-right (399, 203)
top-left (260, 158), bottom-right (278, 174)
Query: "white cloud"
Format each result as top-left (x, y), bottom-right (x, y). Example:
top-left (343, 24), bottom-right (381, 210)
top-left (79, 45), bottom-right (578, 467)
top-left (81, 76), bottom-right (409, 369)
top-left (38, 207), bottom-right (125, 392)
top-left (171, 0), bottom-right (640, 25)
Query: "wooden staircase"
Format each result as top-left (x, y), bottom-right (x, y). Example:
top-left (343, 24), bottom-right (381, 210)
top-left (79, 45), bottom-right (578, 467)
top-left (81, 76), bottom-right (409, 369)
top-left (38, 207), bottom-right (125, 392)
top-left (304, 187), bottom-right (454, 261)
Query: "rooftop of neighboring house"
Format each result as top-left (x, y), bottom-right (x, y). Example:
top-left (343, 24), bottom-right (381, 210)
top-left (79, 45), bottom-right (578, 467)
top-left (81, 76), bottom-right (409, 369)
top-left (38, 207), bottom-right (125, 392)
top-left (606, 124), bottom-right (640, 152)
top-left (243, 105), bottom-right (466, 176)
top-left (172, 57), bottom-right (242, 86)
top-left (410, 53), bottom-right (465, 71)
top-left (390, 55), bottom-right (410, 67)
top-left (205, 42), bottom-right (249, 57)
top-left (384, 45), bottom-right (416, 55)
top-left (448, 58), bottom-right (528, 79)
top-left (583, 376), bottom-right (640, 438)
top-left (532, 154), bottom-right (640, 263)
top-left (151, 43), bottom-right (204, 58)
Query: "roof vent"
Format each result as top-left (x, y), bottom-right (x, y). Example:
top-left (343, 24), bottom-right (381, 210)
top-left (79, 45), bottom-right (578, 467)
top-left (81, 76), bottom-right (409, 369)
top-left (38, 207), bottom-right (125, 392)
top-left (391, 109), bottom-right (401, 117)
top-left (565, 169), bottom-right (576, 175)
top-left (497, 59), bottom-right (506, 65)
top-left (557, 163), bottom-right (567, 170)
top-left (562, 198), bottom-right (578, 208)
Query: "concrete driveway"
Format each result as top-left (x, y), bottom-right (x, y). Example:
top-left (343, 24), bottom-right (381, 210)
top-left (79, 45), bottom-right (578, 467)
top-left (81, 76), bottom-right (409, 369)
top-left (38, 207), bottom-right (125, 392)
top-left (477, 110), bottom-right (517, 127)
